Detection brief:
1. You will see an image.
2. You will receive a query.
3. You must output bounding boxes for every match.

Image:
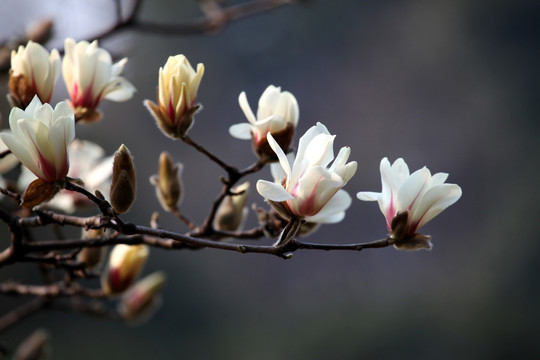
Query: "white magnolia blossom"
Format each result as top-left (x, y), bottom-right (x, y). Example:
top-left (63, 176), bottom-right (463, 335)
top-left (18, 139), bottom-right (114, 213)
top-left (257, 122), bottom-right (357, 223)
top-left (357, 157), bottom-right (462, 237)
top-left (0, 96), bottom-right (75, 182)
top-left (10, 40), bottom-right (60, 103)
top-left (62, 38), bottom-right (135, 109)
top-left (229, 85), bottom-right (299, 146)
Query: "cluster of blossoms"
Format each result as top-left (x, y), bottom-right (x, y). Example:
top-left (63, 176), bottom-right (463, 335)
top-left (0, 37), bottom-right (464, 333)
top-left (0, 38), bottom-right (463, 250)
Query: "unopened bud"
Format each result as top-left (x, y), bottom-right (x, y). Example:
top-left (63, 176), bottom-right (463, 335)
top-left (110, 144), bottom-right (136, 214)
top-left (13, 328), bottom-right (50, 360)
top-left (149, 152), bottom-right (183, 211)
top-left (118, 271), bottom-right (166, 324)
top-left (77, 228), bottom-right (106, 270)
top-left (213, 181), bottom-right (250, 231)
top-left (101, 244), bottom-right (149, 295)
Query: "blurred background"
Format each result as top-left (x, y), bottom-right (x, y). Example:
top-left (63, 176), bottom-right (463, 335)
top-left (0, 0), bottom-right (539, 358)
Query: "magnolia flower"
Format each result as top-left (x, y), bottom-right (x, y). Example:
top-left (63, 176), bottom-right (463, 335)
top-left (357, 157), bottom-right (462, 249)
top-left (0, 96), bottom-right (75, 182)
top-left (102, 244), bottom-right (149, 295)
top-left (229, 85), bottom-right (299, 161)
top-left (9, 40), bottom-right (60, 107)
top-left (145, 54), bottom-right (204, 139)
top-left (62, 38), bottom-right (135, 115)
top-left (257, 122), bottom-right (357, 223)
top-left (18, 139), bottom-right (114, 213)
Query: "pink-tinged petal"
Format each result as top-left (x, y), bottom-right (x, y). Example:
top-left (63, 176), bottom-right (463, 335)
top-left (412, 183), bottom-right (462, 231)
top-left (256, 180), bottom-right (293, 202)
top-left (307, 189), bottom-right (351, 224)
top-left (49, 116), bottom-right (74, 177)
top-left (396, 167), bottom-right (430, 212)
top-left (228, 123), bottom-right (253, 140)
top-left (379, 157), bottom-right (396, 219)
top-left (238, 92), bottom-right (258, 125)
top-left (267, 133), bottom-right (291, 179)
top-left (293, 166), bottom-right (342, 216)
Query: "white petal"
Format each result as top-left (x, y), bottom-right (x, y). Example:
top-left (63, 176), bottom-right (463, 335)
top-left (396, 167), bottom-right (430, 212)
top-left (228, 123), bottom-right (253, 140)
top-left (238, 92), bottom-right (258, 125)
top-left (103, 77), bottom-right (136, 102)
top-left (356, 191), bottom-right (381, 201)
top-left (1, 132), bottom-right (42, 179)
top-left (256, 180), bottom-right (293, 201)
top-left (431, 172), bottom-right (449, 186)
top-left (307, 190), bottom-right (351, 224)
top-left (413, 184), bottom-right (462, 230)
top-left (270, 153), bottom-right (293, 183)
top-left (267, 133), bottom-right (291, 179)
top-left (304, 133), bottom-right (335, 167)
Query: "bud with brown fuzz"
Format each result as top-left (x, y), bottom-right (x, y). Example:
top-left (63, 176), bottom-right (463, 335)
top-left (110, 144), bottom-right (136, 214)
top-left (149, 152), bottom-right (183, 211)
top-left (213, 181), bottom-right (250, 231)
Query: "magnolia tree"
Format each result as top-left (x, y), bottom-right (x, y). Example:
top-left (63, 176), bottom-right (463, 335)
top-left (0, 5), bottom-right (462, 357)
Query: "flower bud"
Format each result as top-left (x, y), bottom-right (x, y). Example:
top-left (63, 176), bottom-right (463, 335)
top-left (118, 271), bottom-right (166, 324)
top-left (102, 244), bottom-right (149, 295)
top-left (110, 144), bottom-right (136, 214)
top-left (213, 181), bottom-right (250, 231)
top-left (9, 40), bottom-right (60, 108)
top-left (144, 54), bottom-right (204, 139)
top-left (77, 228), bottom-right (106, 270)
top-left (149, 152), bottom-right (183, 211)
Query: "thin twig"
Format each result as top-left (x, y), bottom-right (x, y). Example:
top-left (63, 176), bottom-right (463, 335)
top-left (0, 297), bottom-right (48, 332)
